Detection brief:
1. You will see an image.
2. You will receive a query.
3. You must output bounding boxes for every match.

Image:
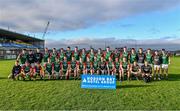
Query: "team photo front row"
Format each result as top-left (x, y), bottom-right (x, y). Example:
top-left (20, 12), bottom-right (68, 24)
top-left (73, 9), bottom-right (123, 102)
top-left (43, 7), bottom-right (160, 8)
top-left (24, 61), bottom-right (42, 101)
top-left (8, 47), bottom-right (170, 83)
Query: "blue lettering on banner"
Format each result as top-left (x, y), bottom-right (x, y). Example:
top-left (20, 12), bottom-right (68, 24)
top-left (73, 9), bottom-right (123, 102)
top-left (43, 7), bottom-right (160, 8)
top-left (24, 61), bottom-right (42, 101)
top-left (81, 74), bottom-right (116, 89)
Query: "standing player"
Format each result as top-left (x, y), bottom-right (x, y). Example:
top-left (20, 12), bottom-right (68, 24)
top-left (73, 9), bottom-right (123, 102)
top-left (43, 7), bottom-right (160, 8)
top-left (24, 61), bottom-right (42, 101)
top-left (27, 50), bottom-right (35, 67)
top-left (53, 58), bottom-right (61, 79)
top-left (113, 48), bottom-right (120, 61)
top-left (81, 48), bottom-right (87, 63)
top-left (59, 48), bottom-right (65, 62)
top-left (146, 49), bottom-right (153, 67)
top-left (97, 48), bottom-right (102, 62)
top-left (17, 49), bottom-right (28, 66)
top-left (50, 48), bottom-right (57, 64)
top-left (66, 46), bottom-right (72, 62)
top-left (43, 48), bottom-right (50, 64)
top-left (130, 61), bottom-right (141, 80)
top-left (153, 51), bottom-right (162, 80)
top-left (161, 49), bottom-right (170, 80)
top-left (141, 61), bottom-right (152, 83)
top-left (89, 48), bottom-right (95, 62)
top-left (105, 46), bottom-right (112, 62)
top-left (137, 48), bottom-right (145, 68)
top-left (120, 57), bottom-right (130, 81)
top-left (73, 46), bottom-right (80, 61)
top-left (34, 48), bottom-right (43, 64)
top-left (44, 58), bottom-right (53, 80)
top-left (129, 48), bottom-right (137, 65)
top-left (122, 47), bottom-right (129, 62)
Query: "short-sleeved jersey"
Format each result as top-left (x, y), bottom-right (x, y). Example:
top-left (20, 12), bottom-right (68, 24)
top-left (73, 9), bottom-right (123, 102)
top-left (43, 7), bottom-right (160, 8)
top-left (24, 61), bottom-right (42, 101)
top-left (105, 51), bottom-right (111, 61)
top-left (12, 65), bottom-right (21, 75)
top-left (66, 51), bottom-right (72, 62)
top-left (153, 55), bottom-right (161, 65)
top-left (73, 51), bottom-right (79, 61)
top-left (54, 62), bottom-right (60, 72)
top-left (141, 65), bottom-right (152, 73)
top-left (130, 53), bottom-right (137, 64)
top-left (100, 61), bottom-right (106, 70)
top-left (97, 53), bottom-right (102, 62)
top-left (43, 52), bottom-right (50, 62)
top-left (89, 52), bottom-right (94, 62)
top-left (162, 54), bottom-right (169, 64)
top-left (122, 52), bottom-right (129, 61)
top-left (50, 53), bottom-right (57, 63)
top-left (81, 53), bottom-right (87, 63)
top-left (27, 54), bottom-right (35, 64)
top-left (45, 63), bottom-right (53, 72)
top-left (115, 61), bottom-right (120, 70)
top-left (34, 52), bottom-right (43, 63)
top-left (19, 53), bottom-right (28, 64)
top-left (121, 61), bottom-right (128, 70)
top-left (71, 61), bottom-right (76, 69)
top-left (131, 64), bottom-right (140, 72)
top-left (146, 53), bottom-right (153, 64)
top-left (137, 53), bottom-right (145, 63)
top-left (107, 61), bottom-right (114, 70)
top-left (23, 65), bottom-right (32, 73)
top-left (59, 52), bottom-right (65, 61)
top-left (62, 61), bottom-right (68, 70)
top-left (93, 61), bottom-right (99, 70)
top-left (86, 62), bottom-right (91, 70)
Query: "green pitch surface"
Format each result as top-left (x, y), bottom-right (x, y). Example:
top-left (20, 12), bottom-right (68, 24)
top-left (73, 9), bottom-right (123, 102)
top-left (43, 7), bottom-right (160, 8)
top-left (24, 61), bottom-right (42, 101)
top-left (0, 58), bottom-right (180, 110)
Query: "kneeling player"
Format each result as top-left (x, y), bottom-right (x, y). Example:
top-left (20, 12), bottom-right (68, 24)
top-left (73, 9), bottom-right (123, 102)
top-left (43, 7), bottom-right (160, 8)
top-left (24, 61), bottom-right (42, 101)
top-left (141, 61), bottom-right (152, 83)
top-left (8, 60), bottom-right (21, 80)
top-left (33, 62), bottom-right (44, 80)
top-left (130, 61), bottom-right (141, 80)
top-left (44, 58), bottom-right (53, 80)
top-left (21, 61), bottom-right (33, 80)
top-left (120, 57), bottom-right (130, 81)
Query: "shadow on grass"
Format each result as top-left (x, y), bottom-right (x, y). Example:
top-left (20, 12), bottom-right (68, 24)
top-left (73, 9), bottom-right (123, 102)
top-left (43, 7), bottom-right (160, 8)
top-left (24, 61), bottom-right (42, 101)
top-left (116, 84), bottom-right (152, 89)
top-left (168, 74), bottom-right (180, 81)
top-left (0, 77), bottom-right (7, 79)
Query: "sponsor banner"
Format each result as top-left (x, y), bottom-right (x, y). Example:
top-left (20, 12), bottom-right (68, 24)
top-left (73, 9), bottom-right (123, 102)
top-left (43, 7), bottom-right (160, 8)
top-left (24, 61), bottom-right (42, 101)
top-left (81, 74), bottom-right (116, 89)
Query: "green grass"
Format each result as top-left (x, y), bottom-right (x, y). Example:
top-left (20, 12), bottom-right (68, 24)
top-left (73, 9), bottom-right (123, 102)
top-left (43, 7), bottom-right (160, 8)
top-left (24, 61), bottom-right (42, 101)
top-left (0, 57), bottom-right (180, 110)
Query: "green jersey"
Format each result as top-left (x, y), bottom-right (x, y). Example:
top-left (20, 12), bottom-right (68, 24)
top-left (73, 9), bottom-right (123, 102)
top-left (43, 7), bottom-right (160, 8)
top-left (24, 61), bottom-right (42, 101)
top-left (79, 62), bottom-right (84, 70)
top-left (115, 62), bottom-right (120, 69)
top-left (43, 53), bottom-right (49, 62)
top-left (71, 61), bottom-right (76, 69)
top-left (122, 62), bottom-right (128, 70)
top-left (93, 61), bottom-right (99, 70)
top-left (105, 52), bottom-right (111, 61)
top-left (54, 62), bottom-right (60, 72)
top-left (108, 62), bottom-right (113, 69)
top-left (81, 53), bottom-right (86, 63)
top-left (51, 53), bottom-right (56, 63)
top-left (66, 51), bottom-right (72, 62)
top-left (23, 65), bottom-right (31, 73)
top-left (97, 53), bottom-right (102, 62)
top-left (19, 53), bottom-right (28, 64)
top-left (86, 62), bottom-right (91, 70)
top-left (74, 52), bottom-right (79, 61)
top-left (45, 63), bottom-right (52, 73)
top-left (146, 53), bottom-right (153, 64)
top-left (162, 54), bottom-right (169, 64)
top-left (130, 53), bottom-right (137, 64)
top-left (123, 52), bottom-right (128, 61)
top-left (90, 53), bottom-right (94, 62)
top-left (59, 53), bottom-right (65, 61)
top-left (62, 61), bottom-right (68, 70)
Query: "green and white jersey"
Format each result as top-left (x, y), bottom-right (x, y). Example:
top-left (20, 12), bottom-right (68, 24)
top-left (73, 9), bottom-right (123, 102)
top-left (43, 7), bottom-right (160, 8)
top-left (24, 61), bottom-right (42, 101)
top-left (90, 53), bottom-right (94, 62)
top-left (105, 51), bottom-right (111, 61)
top-left (20, 53), bottom-right (28, 64)
top-left (43, 52), bottom-right (49, 62)
top-left (108, 61), bottom-right (113, 70)
top-left (146, 53), bottom-right (153, 64)
top-left (50, 53), bottom-right (57, 63)
top-left (62, 61), bottom-right (68, 71)
top-left (71, 61), bottom-right (76, 70)
top-left (74, 52), bottom-right (79, 61)
top-left (66, 51), bottom-right (72, 62)
top-left (81, 53), bottom-right (86, 63)
top-left (115, 62), bottom-right (120, 70)
top-left (97, 53), bottom-right (102, 62)
top-left (93, 61), bottom-right (99, 70)
top-left (45, 63), bottom-right (52, 72)
top-left (122, 61), bottom-right (128, 70)
top-left (123, 52), bottom-right (128, 61)
top-left (162, 54), bottom-right (169, 64)
top-left (86, 62), bottom-right (91, 70)
top-left (54, 62), bottom-right (60, 72)
top-left (79, 62), bottom-right (84, 70)
top-left (59, 52), bottom-right (65, 61)
top-left (130, 53), bottom-right (137, 64)
top-left (23, 65), bottom-right (31, 73)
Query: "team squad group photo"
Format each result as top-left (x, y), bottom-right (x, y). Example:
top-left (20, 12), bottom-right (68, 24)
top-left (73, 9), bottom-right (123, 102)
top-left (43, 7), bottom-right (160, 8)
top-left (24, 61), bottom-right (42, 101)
top-left (8, 46), bottom-right (170, 83)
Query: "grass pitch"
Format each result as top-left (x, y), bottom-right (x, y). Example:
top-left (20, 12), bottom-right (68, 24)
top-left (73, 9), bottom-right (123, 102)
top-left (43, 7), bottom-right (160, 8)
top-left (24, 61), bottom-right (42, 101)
top-left (0, 57), bottom-right (180, 110)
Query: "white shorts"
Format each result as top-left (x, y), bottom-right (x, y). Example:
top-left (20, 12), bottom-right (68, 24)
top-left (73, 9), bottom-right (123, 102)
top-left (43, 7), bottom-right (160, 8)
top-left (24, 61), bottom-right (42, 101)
top-left (162, 64), bottom-right (168, 69)
top-left (154, 65), bottom-right (160, 69)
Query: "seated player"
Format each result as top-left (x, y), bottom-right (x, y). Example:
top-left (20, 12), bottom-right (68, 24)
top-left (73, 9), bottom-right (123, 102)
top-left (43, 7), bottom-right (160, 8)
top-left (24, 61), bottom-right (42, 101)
top-left (99, 56), bottom-right (106, 75)
top-left (44, 58), bottom-right (53, 80)
top-left (141, 61), bottom-right (152, 83)
top-left (78, 57), bottom-right (84, 76)
top-left (93, 56), bottom-right (100, 75)
top-left (60, 57), bottom-right (69, 80)
top-left (85, 57), bottom-right (91, 74)
top-left (21, 61), bottom-right (33, 80)
top-left (115, 57), bottom-right (121, 77)
top-left (106, 57), bottom-right (115, 75)
top-left (120, 57), bottom-right (130, 81)
top-left (70, 56), bottom-right (77, 79)
top-left (52, 58), bottom-right (61, 79)
top-left (33, 62), bottom-right (44, 80)
top-left (75, 61), bottom-right (80, 79)
top-left (8, 60), bottom-right (21, 80)
top-left (130, 61), bottom-right (141, 80)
